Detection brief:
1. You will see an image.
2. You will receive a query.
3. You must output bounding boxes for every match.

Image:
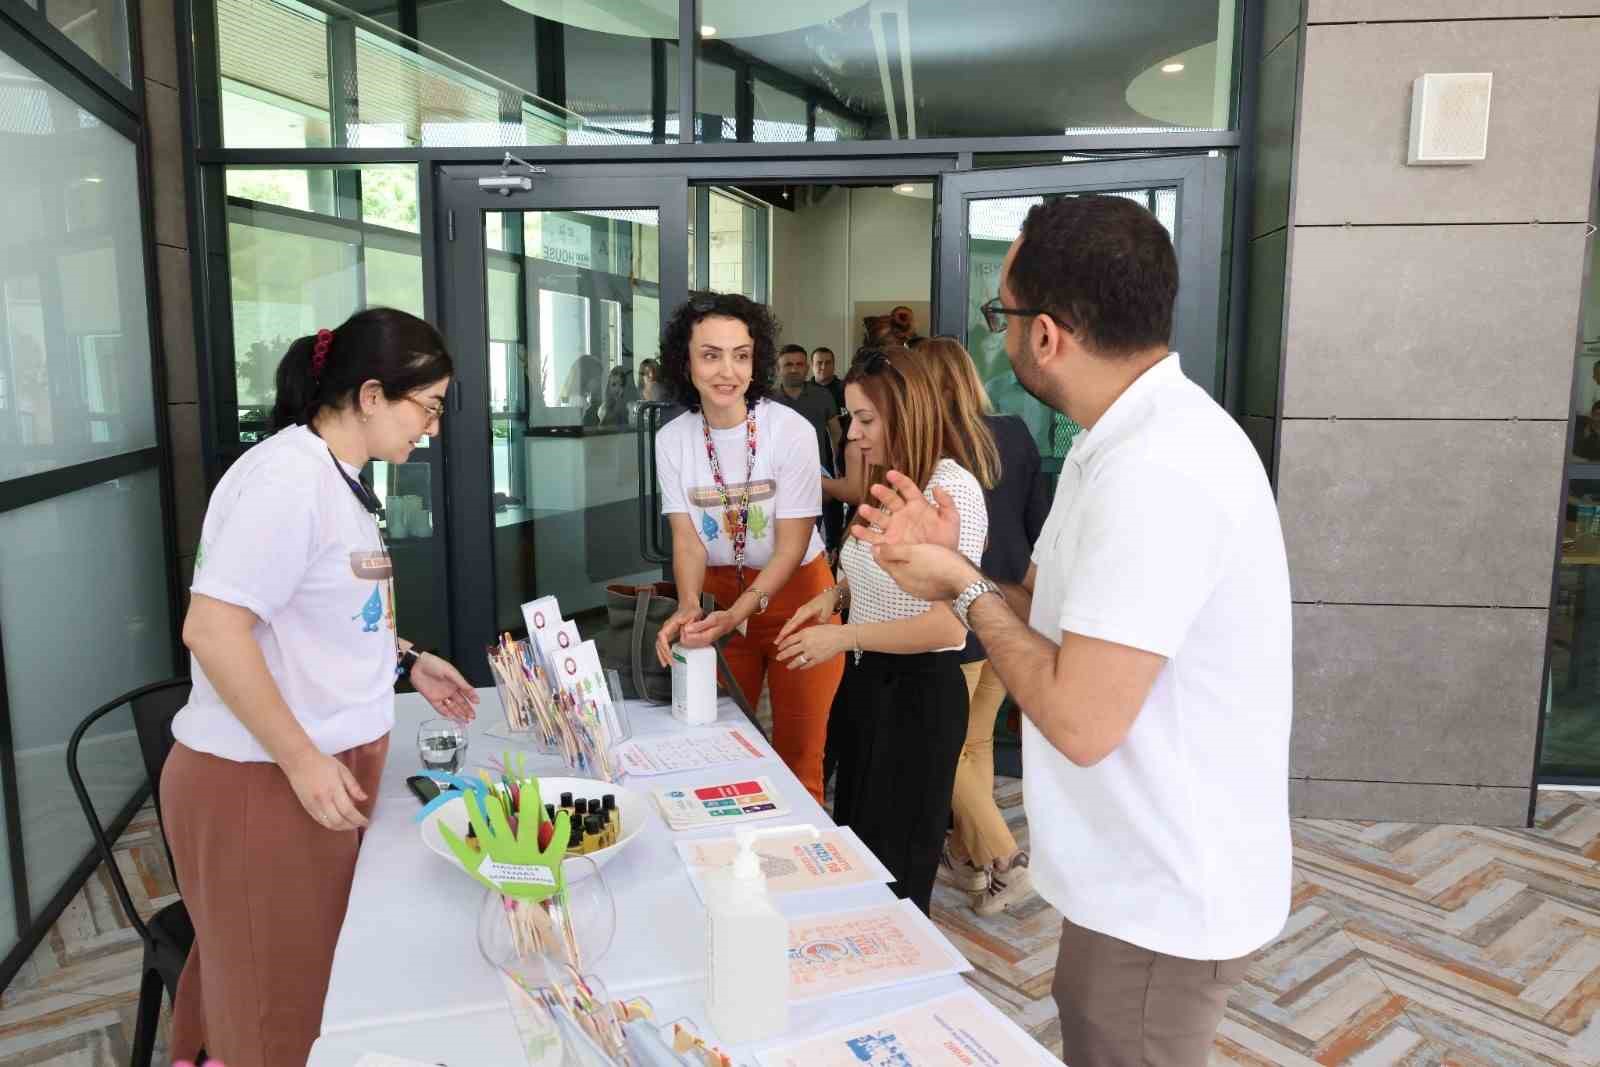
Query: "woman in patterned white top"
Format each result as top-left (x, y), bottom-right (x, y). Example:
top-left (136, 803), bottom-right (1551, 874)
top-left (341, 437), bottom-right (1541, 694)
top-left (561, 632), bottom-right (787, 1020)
top-left (777, 345), bottom-right (996, 912)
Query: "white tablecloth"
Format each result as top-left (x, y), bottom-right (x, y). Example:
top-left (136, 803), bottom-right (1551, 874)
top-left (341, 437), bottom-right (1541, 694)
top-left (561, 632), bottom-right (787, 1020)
top-left (308, 690), bottom-right (978, 1065)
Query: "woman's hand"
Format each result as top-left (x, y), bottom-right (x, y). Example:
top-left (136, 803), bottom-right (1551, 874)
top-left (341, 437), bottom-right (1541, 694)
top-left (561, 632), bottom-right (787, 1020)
top-left (411, 652), bottom-right (479, 723)
top-left (655, 605), bottom-right (705, 666)
top-left (680, 609), bottom-right (743, 649)
top-left (776, 588), bottom-right (838, 644)
top-left (776, 623), bottom-right (851, 671)
top-left (283, 749), bottom-right (370, 831)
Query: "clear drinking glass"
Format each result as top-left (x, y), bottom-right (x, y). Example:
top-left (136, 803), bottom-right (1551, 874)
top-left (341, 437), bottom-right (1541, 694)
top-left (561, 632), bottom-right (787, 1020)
top-left (417, 717), bottom-right (468, 775)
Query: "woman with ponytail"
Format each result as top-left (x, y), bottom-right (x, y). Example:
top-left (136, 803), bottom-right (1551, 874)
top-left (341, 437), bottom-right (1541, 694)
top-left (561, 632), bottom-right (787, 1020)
top-left (163, 308), bottom-right (478, 1067)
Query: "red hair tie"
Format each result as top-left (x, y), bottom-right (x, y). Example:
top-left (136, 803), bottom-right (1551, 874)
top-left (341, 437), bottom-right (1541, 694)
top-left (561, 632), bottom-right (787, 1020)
top-left (311, 328), bottom-right (333, 379)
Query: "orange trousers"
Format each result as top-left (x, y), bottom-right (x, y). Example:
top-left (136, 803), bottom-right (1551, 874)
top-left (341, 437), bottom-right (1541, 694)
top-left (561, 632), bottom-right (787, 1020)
top-left (704, 554), bottom-right (843, 804)
top-left (161, 734), bottom-right (389, 1067)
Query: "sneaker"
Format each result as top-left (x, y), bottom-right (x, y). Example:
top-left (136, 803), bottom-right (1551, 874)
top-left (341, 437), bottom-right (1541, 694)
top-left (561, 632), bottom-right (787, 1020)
top-left (937, 845), bottom-right (989, 893)
top-left (975, 854), bottom-right (1033, 916)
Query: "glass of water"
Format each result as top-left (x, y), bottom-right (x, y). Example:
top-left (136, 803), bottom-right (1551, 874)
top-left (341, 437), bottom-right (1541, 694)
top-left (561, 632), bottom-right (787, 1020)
top-left (418, 718), bottom-right (468, 775)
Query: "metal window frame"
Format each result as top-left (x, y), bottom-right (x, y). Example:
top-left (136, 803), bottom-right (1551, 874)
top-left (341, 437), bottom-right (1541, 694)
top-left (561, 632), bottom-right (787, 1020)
top-left (0, 0), bottom-right (180, 993)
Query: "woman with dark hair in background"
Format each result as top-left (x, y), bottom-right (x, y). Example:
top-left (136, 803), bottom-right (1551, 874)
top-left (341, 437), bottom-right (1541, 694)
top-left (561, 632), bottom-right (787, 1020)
top-left (599, 364), bottom-right (638, 426)
top-left (163, 308), bottom-right (479, 1067)
top-left (917, 335), bottom-right (1046, 916)
top-left (652, 293), bottom-right (845, 803)
top-left (638, 357), bottom-right (665, 403)
top-left (777, 345), bottom-right (994, 912)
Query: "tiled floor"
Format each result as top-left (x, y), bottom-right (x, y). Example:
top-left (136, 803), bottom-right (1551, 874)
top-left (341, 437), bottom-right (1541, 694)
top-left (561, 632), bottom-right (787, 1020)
top-left (12, 789), bottom-right (1600, 1064)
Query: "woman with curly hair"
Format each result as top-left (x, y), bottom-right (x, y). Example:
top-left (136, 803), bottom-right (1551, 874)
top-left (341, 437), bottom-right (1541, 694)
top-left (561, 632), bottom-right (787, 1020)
top-left (652, 292), bottom-right (844, 803)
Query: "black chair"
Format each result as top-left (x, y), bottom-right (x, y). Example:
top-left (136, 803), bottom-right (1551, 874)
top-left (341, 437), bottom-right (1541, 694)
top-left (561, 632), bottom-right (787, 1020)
top-left (66, 678), bottom-right (194, 1067)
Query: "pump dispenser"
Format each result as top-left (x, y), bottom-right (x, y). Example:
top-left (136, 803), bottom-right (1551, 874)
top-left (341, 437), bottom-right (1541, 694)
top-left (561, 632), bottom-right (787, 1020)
top-left (704, 825), bottom-right (818, 1044)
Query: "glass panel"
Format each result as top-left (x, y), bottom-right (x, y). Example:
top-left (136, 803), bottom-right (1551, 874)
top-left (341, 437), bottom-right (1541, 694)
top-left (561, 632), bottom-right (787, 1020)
top-left (752, 80), bottom-right (807, 143)
top-left (223, 163), bottom-right (444, 653)
top-left (697, 60), bottom-right (738, 142)
top-left (484, 209), bottom-right (662, 634)
top-left (701, 0), bottom-right (1237, 141)
top-left (965, 188), bottom-right (1177, 470)
top-left (0, 470), bottom-right (171, 914)
top-left (0, 46), bottom-right (156, 481)
top-left (217, 0), bottom-right (669, 147)
top-left (45, 0), bottom-right (131, 85)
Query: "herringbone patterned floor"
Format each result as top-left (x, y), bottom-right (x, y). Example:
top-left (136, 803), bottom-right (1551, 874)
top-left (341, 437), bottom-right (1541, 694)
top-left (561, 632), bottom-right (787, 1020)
top-left (11, 790), bottom-right (1600, 1064)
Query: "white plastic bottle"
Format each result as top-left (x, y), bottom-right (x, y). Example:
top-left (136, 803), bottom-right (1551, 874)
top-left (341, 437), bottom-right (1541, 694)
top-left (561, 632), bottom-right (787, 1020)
top-left (671, 643), bottom-right (718, 725)
top-left (704, 826), bottom-right (815, 1044)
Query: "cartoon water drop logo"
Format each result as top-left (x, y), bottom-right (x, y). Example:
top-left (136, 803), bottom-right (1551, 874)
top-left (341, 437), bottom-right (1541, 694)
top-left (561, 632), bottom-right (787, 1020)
top-left (354, 586), bottom-right (383, 632)
top-left (699, 511), bottom-right (721, 542)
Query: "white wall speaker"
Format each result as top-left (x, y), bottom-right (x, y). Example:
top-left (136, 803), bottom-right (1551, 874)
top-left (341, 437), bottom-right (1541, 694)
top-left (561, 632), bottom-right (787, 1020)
top-left (1408, 73), bottom-right (1493, 166)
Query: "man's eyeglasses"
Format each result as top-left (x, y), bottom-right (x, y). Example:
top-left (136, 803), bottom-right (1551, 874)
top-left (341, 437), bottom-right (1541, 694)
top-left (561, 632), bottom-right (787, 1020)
top-left (979, 297), bottom-right (1074, 335)
top-left (403, 395), bottom-right (445, 425)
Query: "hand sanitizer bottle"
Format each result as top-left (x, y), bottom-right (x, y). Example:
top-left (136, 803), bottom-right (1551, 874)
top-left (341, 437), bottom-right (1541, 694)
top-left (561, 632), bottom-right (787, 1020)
top-left (704, 825), bottom-right (817, 1045)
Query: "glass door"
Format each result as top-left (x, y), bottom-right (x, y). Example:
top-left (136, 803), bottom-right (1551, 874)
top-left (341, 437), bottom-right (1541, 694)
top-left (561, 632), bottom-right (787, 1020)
top-left (936, 157), bottom-right (1228, 477)
top-left (435, 167), bottom-right (688, 680)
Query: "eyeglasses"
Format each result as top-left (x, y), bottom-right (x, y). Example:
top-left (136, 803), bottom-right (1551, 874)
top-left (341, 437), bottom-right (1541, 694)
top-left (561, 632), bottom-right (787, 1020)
top-left (980, 297), bottom-right (1073, 335)
top-left (403, 395), bottom-right (445, 425)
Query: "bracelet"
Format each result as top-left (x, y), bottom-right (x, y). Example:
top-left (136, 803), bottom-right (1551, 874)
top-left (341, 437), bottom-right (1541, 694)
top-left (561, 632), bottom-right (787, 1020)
top-left (851, 624), bottom-right (862, 653)
top-left (833, 584), bottom-right (849, 616)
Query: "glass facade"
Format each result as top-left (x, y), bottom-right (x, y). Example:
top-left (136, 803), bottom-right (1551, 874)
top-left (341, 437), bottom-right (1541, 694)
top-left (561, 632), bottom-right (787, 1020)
top-left (1541, 223), bottom-right (1600, 780)
top-left (0, 17), bottom-right (172, 975)
top-left (700, 0), bottom-right (1237, 141)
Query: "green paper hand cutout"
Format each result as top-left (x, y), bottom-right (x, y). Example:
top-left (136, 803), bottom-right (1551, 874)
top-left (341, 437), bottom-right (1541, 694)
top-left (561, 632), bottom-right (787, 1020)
top-left (438, 777), bottom-right (570, 900)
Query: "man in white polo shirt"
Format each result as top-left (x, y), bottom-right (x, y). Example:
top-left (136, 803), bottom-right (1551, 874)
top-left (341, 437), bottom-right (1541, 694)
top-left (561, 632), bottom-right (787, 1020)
top-left (858, 195), bottom-right (1291, 1066)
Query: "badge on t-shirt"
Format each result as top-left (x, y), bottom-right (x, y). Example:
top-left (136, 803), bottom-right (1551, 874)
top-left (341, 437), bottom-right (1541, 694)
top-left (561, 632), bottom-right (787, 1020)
top-left (687, 480), bottom-right (776, 548)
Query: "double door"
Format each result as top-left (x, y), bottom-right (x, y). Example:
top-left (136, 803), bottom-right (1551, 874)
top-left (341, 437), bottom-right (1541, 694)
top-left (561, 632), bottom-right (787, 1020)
top-left (419, 156), bottom-right (1224, 682)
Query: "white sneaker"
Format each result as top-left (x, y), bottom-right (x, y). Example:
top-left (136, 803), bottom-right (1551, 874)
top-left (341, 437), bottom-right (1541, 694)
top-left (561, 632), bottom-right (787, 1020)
top-left (937, 845), bottom-right (989, 893)
top-left (975, 854), bottom-right (1033, 916)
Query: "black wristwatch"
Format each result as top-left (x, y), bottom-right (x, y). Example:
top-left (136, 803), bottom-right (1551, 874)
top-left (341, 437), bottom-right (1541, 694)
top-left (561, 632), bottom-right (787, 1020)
top-left (397, 646), bottom-right (423, 680)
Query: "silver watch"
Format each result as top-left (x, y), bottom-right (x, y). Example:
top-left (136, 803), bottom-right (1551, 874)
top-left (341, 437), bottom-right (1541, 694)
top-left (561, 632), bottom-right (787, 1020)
top-left (952, 578), bottom-right (1002, 631)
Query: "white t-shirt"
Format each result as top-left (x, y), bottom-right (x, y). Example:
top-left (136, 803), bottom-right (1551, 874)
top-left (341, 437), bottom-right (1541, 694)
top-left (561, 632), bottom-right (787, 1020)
top-left (173, 424), bottom-right (397, 762)
top-left (840, 459), bottom-right (987, 651)
top-left (656, 401), bottom-right (825, 569)
top-left (1025, 355), bottom-right (1292, 962)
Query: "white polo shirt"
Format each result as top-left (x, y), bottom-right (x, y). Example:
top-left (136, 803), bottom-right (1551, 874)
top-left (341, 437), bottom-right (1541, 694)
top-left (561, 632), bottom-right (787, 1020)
top-left (1025, 354), bottom-right (1292, 961)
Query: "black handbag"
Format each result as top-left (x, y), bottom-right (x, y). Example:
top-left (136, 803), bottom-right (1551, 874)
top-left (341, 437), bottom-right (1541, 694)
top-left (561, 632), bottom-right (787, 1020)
top-left (597, 582), bottom-right (762, 736)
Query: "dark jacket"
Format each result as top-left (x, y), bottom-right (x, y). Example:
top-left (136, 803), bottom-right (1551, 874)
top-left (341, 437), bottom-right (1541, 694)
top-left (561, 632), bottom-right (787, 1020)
top-left (963, 414), bottom-right (1050, 662)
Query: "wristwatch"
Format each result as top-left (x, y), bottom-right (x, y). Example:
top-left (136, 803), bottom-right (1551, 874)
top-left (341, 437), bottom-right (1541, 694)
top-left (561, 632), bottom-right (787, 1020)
top-left (397, 646), bottom-right (422, 680)
top-left (952, 578), bottom-right (1002, 631)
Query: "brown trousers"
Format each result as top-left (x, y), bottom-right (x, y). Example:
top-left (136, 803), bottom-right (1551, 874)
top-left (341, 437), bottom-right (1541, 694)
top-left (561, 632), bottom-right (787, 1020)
top-left (1053, 919), bottom-right (1249, 1067)
top-left (162, 735), bottom-right (389, 1067)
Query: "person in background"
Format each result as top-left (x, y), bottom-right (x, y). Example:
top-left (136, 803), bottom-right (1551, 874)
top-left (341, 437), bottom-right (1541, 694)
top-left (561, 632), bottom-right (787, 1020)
top-left (811, 346), bottom-right (845, 415)
top-left (598, 364), bottom-right (637, 427)
top-left (916, 335), bottom-right (1047, 916)
top-left (859, 196), bottom-right (1292, 1067)
top-left (638, 358), bottom-right (665, 403)
top-left (776, 345), bottom-right (996, 913)
top-left (165, 308), bottom-right (480, 1067)
top-left (774, 343), bottom-right (842, 472)
top-left (561, 354), bottom-right (604, 425)
top-left (652, 295), bottom-right (844, 804)
top-left (812, 345), bottom-right (849, 553)
top-left (1578, 401), bottom-right (1600, 460)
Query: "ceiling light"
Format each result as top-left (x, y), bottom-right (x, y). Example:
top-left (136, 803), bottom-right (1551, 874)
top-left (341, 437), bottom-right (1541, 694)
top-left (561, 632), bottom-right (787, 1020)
top-left (700, 25), bottom-right (716, 37)
top-left (1161, 62), bottom-right (1185, 74)
top-left (895, 184), bottom-right (915, 193)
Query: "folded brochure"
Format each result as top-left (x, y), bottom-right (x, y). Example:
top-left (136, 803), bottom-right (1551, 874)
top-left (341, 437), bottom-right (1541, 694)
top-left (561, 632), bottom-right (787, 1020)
top-left (655, 776), bottom-right (789, 830)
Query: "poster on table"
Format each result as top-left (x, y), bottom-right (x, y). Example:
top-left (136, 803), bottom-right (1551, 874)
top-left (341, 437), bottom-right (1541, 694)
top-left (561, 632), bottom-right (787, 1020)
top-left (675, 826), bottom-right (892, 901)
top-left (787, 900), bottom-right (970, 1003)
top-left (756, 988), bottom-right (1058, 1066)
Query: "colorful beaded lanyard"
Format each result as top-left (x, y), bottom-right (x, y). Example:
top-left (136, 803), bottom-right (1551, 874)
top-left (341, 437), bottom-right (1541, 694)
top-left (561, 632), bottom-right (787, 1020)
top-left (702, 406), bottom-right (759, 589)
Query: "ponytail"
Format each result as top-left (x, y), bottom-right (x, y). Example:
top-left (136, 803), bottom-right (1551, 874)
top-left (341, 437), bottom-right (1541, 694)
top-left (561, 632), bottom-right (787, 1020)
top-left (268, 308), bottom-right (453, 432)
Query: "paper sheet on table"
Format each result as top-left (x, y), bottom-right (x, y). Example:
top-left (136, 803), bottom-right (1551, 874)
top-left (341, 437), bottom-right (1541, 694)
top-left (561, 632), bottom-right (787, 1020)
top-left (755, 988), bottom-right (1058, 1066)
top-left (354, 1056), bottom-right (446, 1067)
top-left (614, 726), bottom-right (765, 776)
top-left (787, 900), bottom-right (971, 1003)
top-left (676, 826), bottom-right (893, 904)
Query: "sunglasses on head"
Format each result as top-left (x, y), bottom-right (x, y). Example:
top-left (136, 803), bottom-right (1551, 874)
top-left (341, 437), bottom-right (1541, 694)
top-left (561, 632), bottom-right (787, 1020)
top-left (852, 348), bottom-right (901, 375)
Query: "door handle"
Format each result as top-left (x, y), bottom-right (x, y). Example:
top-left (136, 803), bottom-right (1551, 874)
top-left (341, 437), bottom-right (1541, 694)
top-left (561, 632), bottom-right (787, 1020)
top-left (638, 401), bottom-right (672, 564)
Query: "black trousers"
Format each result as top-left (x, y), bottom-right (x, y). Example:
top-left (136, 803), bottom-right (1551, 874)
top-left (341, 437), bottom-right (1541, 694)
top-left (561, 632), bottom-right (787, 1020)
top-left (831, 649), bottom-right (969, 914)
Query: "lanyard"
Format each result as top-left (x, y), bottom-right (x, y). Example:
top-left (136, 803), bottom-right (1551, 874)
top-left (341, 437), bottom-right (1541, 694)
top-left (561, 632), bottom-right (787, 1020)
top-left (327, 446), bottom-right (400, 668)
top-left (702, 408), bottom-right (758, 589)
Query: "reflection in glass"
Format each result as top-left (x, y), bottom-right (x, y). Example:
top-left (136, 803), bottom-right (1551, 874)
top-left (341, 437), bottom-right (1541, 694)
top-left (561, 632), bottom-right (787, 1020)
top-left (0, 470), bottom-right (171, 915)
top-left (0, 46), bottom-right (155, 481)
top-left (701, 0), bottom-right (1236, 141)
top-left (484, 210), bottom-right (662, 634)
top-left (965, 189), bottom-right (1177, 469)
top-left (45, 0), bottom-right (132, 85)
top-left (753, 80), bottom-right (807, 143)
